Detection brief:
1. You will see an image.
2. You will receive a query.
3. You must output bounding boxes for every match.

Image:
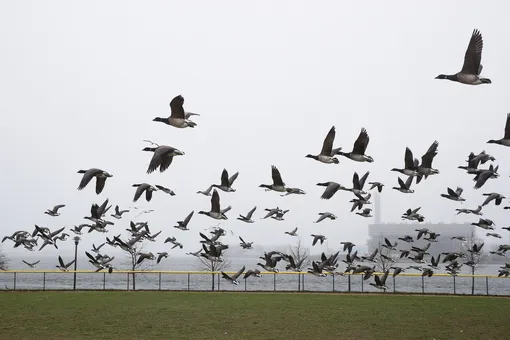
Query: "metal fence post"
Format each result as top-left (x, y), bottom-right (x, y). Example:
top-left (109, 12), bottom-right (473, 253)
top-left (187, 273), bottom-right (190, 291)
top-left (393, 275), bottom-right (396, 293)
top-left (13, 272), bottom-right (16, 291)
top-left (297, 273), bottom-right (300, 292)
top-left (244, 276), bottom-right (247, 291)
top-left (348, 274), bottom-right (351, 292)
top-left (332, 274), bottom-right (335, 292)
top-left (421, 275), bottom-right (425, 294)
top-left (158, 272), bottom-right (162, 291)
top-left (302, 273), bottom-right (305, 291)
top-left (273, 273), bottom-right (276, 292)
top-left (43, 273), bottom-right (46, 291)
top-left (361, 275), bottom-right (364, 292)
top-left (453, 275), bottom-right (456, 295)
top-left (486, 276), bottom-right (489, 296)
top-left (127, 273), bottom-right (130, 291)
top-left (217, 273), bottom-right (220, 291)
top-left (103, 272), bottom-right (106, 290)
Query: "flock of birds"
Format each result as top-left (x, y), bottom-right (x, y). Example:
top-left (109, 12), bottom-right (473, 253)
top-left (3, 28), bottom-right (510, 290)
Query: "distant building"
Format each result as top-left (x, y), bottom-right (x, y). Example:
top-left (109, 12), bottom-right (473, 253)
top-left (367, 222), bottom-right (476, 255)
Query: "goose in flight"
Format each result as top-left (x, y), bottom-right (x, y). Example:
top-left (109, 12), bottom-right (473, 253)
top-left (382, 238), bottom-right (398, 251)
top-left (316, 181), bottom-right (345, 200)
top-left (391, 147), bottom-right (419, 177)
top-left (311, 234), bottom-right (326, 246)
top-left (337, 128), bottom-right (374, 163)
top-left (392, 176), bottom-right (414, 194)
top-left (237, 206), bottom-right (257, 223)
top-left (259, 165), bottom-right (287, 192)
top-left (212, 169), bottom-right (239, 192)
top-left (435, 29), bottom-right (491, 85)
top-left (136, 252), bottom-right (155, 265)
top-left (314, 212), bottom-right (337, 223)
top-left (307, 261), bottom-right (327, 277)
top-left (487, 113), bottom-right (510, 147)
top-left (239, 236), bottom-right (253, 249)
top-left (174, 211), bottom-right (194, 231)
top-left (196, 185), bottom-right (213, 196)
top-left (368, 181), bottom-right (384, 193)
top-left (243, 269), bottom-right (261, 279)
top-left (156, 252), bottom-right (169, 264)
top-left (198, 189), bottom-right (228, 220)
top-left (369, 270), bottom-right (389, 291)
top-left (111, 205), bottom-right (130, 219)
top-left (77, 168), bottom-right (112, 194)
top-left (305, 126), bottom-right (341, 164)
top-left (44, 205), bottom-right (66, 217)
top-left (281, 187), bottom-right (306, 196)
top-left (132, 183), bottom-right (158, 202)
top-left (284, 227), bottom-right (298, 236)
top-left (142, 145), bottom-right (185, 174)
top-left (481, 192), bottom-right (505, 206)
top-left (22, 260), bottom-right (40, 268)
top-left (56, 256), bottom-right (75, 272)
top-left (455, 205), bottom-right (482, 216)
top-left (91, 243), bottom-right (106, 253)
top-left (153, 95), bottom-right (198, 128)
top-left (440, 187), bottom-right (465, 202)
top-left (221, 266), bottom-right (246, 285)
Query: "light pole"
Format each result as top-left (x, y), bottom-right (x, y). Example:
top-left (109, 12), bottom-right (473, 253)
top-left (73, 236), bottom-right (80, 290)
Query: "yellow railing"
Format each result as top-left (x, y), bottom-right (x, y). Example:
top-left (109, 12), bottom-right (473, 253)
top-left (1, 269), bottom-right (507, 279)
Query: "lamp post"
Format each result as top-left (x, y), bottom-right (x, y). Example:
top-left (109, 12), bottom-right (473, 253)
top-left (73, 236), bottom-right (80, 290)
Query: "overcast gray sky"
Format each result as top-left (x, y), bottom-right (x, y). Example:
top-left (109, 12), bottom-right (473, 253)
top-left (1, 1), bottom-right (509, 263)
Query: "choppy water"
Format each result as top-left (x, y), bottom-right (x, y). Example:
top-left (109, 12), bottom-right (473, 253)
top-left (1, 255), bottom-right (509, 295)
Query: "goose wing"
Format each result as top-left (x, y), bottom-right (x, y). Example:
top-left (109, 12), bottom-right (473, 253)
top-left (404, 176), bottom-right (413, 189)
top-left (421, 141), bottom-right (439, 168)
top-left (352, 172), bottom-right (361, 190)
top-left (132, 184), bottom-right (146, 202)
top-left (239, 236), bottom-right (246, 244)
top-left (359, 171), bottom-right (370, 189)
top-left (381, 270), bottom-right (389, 285)
top-left (183, 210), bottom-right (194, 226)
top-left (169, 95), bottom-right (186, 119)
top-left (404, 148), bottom-right (414, 169)
top-left (447, 187), bottom-right (458, 197)
top-left (320, 126), bottom-right (335, 156)
top-left (461, 29), bottom-right (484, 75)
top-left (231, 266), bottom-right (246, 280)
top-left (220, 169), bottom-right (230, 187)
top-left (246, 206), bottom-right (257, 219)
top-left (374, 274), bottom-right (382, 286)
top-left (228, 171), bottom-right (239, 186)
top-left (85, 251), bottom-right (97, 262)
top-left (211, 189), bottom-right (221, 213)
top-left (397, 177), bottom-right (406, 189)
top-left (95, 177), bottom-right (107, 195)
top-left (384, 237), bottom-right (392, 247)
top-left (504, 113), bottom-right (510, 139)
top-left (271, 166), bottom-right (285, 187)
top-left (352, 128), bottom-right (369, 155)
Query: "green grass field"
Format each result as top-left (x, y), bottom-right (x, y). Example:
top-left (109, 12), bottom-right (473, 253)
top-left (0, 292), bottom-right (508, 340)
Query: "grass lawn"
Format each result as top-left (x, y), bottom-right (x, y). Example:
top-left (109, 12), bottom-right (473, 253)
top-left (0, 292), bottom-right (508, 340)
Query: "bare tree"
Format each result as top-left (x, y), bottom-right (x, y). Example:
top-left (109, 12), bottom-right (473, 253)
top-left (0, 246), bottom-right (9, 270)
top-left (457, 231), bottom-right (488, 295)
top-left (374, 236), bottom-right (398, 272)
top-left (287, 238), bottom-right (311, 271)
top-left (121, 241), bottom-right (154, 290)
top-left (195, 254), bottom-right (230, 291)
